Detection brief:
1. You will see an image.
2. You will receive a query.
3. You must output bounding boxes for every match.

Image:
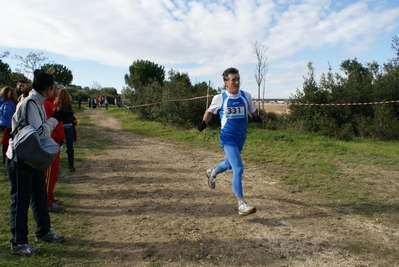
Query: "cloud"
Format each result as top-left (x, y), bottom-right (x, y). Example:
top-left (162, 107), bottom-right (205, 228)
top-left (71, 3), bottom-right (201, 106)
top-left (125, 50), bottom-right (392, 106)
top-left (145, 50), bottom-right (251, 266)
top-left (1, 0), bottom-right (398, 97)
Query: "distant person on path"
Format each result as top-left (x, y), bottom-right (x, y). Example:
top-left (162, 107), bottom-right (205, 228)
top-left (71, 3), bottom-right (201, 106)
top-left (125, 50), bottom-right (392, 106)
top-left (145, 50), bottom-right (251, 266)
top-left (77, 96), bottom-right (82, 109)
top-left (88, 97), bottom-right (92, 109)
top-left (104, 96), bottom-right (108, 110)
top-left (98, 95), bottom-right (103, 109)
top-left (197, 67), bottom-right (262, 216)
top-left (92, 97), bottom-right (97, 109)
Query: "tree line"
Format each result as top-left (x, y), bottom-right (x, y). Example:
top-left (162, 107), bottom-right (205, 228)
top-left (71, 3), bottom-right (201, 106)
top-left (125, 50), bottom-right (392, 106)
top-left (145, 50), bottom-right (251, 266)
top-left (121, 37), bottom-right (399, 140)
top-left (288, 36), bottom-right (399, 140)
top-left (0, 52), bottom-right (119, 102)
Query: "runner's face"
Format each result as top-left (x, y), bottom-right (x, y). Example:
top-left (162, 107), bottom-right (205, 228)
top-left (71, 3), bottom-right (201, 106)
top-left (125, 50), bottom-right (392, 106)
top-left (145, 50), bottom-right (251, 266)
top-left (225, 73), bottom-right (240, 94)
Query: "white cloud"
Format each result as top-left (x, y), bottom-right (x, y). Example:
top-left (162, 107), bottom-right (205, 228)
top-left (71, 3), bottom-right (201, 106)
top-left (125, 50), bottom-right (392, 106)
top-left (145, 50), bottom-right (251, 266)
top-left (1, 0), bottom-right (398, 97)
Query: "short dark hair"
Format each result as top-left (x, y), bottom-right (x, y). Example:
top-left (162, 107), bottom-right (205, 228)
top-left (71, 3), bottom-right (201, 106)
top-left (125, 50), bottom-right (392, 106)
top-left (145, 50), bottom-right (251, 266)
top-left (222, 68), bottom-right (239, 81)
top-left (32, 69), bottom-right (54, 93)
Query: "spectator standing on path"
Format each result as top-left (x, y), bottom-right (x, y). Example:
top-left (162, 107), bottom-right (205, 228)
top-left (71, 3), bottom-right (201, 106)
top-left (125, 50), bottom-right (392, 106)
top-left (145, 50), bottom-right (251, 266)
top-left (43, 82), bottom-right (66, 213)
top-left (6, 70), bottom-right (73, 255)
top-left (0, 86), bottom-right (17, 164)
top-left (104, 96), bottom-right (108, 110)
top-left (197, 67), bottom-right (262, 217)
top-left (78, 96), bottom-right (82, 109)
top-left (92, 97), bottom-right (97, 109)
top-left (98, 95), bottom-right (103, 110)
top-left (88, 97), bottom-right (92, 109)
top-left (55, 87), bottom-right (76, 172)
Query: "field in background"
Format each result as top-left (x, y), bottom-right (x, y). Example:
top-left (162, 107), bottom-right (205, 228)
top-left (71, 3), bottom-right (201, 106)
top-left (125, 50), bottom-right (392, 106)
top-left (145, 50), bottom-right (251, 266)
top-left (256, 102), bottom-right (290, 114)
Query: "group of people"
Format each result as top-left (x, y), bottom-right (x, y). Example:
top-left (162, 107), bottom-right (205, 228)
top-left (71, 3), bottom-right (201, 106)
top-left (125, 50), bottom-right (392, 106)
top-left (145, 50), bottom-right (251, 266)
top-left (87, 95), bottom-right (109, 110)
top-left (0, 70), bottom-right (76, 255)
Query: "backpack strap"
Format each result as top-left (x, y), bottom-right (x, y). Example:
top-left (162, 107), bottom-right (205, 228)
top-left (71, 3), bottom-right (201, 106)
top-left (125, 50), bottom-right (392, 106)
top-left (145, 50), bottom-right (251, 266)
top-left (10, 99), bottom-right (40, 138)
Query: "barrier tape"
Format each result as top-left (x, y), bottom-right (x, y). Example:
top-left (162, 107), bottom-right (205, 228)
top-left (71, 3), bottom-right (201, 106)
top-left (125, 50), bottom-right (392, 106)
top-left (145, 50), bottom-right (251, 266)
top-left (124, 96), bottom-right (399, 111)
top-left (254, 100), bottom-right (399, 106)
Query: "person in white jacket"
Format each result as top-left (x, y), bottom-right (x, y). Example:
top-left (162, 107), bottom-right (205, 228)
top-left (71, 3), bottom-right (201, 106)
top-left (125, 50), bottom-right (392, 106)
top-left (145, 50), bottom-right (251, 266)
top-left (6, 70), bottom-right (73, 255)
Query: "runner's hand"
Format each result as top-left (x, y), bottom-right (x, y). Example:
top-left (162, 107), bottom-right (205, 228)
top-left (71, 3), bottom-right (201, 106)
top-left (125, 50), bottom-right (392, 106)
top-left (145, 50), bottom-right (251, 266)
top-left (197, 121), bottom-right (207, 132)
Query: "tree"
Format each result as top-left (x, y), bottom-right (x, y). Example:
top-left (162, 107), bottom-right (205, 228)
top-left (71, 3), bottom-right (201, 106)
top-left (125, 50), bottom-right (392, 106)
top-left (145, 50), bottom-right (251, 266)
top-left (124, 60), bottom-right (165, 90)
top-left (14, 52), bottom-right (50, 74)
top-left (252, 40), bottom-right (268, 114)
top-left (42, 63), bottom-right (73, 85)
top-left (100, 87), bottom-right (118, 97)
top-left (0, 60), bottom-right (11, 85)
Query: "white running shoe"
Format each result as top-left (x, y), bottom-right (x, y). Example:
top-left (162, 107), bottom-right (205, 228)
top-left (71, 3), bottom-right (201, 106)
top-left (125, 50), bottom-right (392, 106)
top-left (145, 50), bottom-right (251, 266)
top-left (205, 169), bottom-right (216, 189)
top-left (238, 202), bottom-right (256, 216)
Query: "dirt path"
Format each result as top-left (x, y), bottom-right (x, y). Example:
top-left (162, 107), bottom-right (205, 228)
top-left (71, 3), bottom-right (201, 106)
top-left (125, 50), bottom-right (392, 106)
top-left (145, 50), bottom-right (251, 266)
top-left (63, 108), bottom-right (399, 267)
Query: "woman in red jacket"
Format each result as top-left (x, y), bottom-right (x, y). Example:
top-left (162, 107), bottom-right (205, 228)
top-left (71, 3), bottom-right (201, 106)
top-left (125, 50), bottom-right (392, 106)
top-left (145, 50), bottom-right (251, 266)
top-left (43, 82), bottom-right (66, 212)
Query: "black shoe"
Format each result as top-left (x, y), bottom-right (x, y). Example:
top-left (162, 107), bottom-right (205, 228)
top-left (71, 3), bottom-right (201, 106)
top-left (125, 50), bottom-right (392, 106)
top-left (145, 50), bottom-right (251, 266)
top-left (11, 243), bottom-right (39, 255)
top-left (48, 202), bottom-right (66, 213)
top-left (69, 166), bottom-right (76, 172)
top-left (36, 229), bottom-right (65, 243)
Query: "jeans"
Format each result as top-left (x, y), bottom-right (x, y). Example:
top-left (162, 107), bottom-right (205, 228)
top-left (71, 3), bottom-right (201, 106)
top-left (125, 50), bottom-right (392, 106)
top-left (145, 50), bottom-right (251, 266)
top-left (64, 125), bottom-right (74, 168)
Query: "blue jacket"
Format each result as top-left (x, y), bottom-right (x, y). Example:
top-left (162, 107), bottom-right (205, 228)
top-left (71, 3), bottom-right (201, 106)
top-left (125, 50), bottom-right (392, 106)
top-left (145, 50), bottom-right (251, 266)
top-left (0, 100), bottom-right (16, 129)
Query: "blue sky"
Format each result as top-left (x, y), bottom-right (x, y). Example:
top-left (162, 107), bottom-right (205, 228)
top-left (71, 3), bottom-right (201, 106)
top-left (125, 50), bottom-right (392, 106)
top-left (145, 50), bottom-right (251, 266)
top-left (1, 0), bottom-right (398, 99)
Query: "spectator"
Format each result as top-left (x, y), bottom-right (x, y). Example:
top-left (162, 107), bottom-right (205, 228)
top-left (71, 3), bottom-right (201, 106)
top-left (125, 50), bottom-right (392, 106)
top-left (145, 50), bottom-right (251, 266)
top-left (104, 96), bottom-right (108, 110)
top-left (43, 82), bottom-right (66, 212)
top-left (17, 83), bottom-right (33, 103)
top-left (55, 87), bottom-right (76, 172)
top-left (0, 86), bottom-right (17, 164)
top-left (14, 80), bottom-right (25, 99)
top-left (78, 96), bottom-right (82, 109)
top-left (7, 70), bottom-right (72, 255)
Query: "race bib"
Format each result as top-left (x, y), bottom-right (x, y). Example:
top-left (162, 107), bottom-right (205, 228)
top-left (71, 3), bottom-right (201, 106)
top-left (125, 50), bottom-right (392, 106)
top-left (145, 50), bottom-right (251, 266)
top-left (226, 105), bottom-right (245, 119)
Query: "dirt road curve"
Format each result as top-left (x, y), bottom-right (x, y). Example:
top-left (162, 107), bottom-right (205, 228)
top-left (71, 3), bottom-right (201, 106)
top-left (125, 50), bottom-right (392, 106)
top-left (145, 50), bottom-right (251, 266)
top-left (63, 108), bottom-right (399, 267)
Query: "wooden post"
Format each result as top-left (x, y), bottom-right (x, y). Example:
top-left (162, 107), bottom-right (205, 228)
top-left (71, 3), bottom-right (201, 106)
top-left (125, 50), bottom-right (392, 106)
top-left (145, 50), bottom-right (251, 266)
top-left (204, 80), bottom-right (210, 140)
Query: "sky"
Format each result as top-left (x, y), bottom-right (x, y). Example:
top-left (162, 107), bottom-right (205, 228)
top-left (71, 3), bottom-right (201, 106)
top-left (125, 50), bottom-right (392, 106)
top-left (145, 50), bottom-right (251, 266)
top-left (1, 0), bottom-right (399, 99)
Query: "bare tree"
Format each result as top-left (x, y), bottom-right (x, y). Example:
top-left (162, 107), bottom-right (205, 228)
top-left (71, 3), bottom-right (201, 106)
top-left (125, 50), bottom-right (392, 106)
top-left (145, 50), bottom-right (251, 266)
top-left (0, 51), bottom-right (10, 59)
top-left (392, 35), bottom-right (399, 64)
top-left (14, 51), bottom-right (50, 74)
top-left (91, 81), bottom-right (102, 90)
top-left (251, 40), bottom-right (268, 114)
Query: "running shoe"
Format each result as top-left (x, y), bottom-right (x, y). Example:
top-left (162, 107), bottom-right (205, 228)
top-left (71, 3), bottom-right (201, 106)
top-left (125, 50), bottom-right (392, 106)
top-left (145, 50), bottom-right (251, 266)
top-left (238, 202), bottom-right (256, 216)
top-left (205, 169), bottom-right (216, 189)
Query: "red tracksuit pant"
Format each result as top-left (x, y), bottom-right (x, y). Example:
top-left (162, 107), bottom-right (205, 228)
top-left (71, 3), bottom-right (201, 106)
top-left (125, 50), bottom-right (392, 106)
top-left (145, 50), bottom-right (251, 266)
top-left (45, 152), bottom-right (60, 206)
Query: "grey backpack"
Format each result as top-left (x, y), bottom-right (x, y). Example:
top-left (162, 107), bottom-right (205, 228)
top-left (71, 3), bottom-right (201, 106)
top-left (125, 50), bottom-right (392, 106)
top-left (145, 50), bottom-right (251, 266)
top-left (10, 100), bottom-right (60, 171)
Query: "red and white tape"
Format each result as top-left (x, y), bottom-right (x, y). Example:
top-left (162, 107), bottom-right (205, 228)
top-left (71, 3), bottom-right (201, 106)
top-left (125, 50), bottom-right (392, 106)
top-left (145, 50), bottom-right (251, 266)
top-left (125, 96), bottom-right (399, 108)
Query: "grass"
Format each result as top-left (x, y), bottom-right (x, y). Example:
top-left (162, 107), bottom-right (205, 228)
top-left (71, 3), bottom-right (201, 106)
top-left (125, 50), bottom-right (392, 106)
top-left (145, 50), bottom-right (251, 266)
top-left (1, 105), bottom-right (398, 265)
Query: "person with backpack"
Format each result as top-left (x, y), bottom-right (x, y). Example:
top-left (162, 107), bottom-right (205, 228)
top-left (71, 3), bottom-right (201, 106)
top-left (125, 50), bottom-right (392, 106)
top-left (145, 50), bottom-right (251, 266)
top-left (197, 67), bottom-right (262, 216)
top-left (6, 70), bottom-right (73, 255)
